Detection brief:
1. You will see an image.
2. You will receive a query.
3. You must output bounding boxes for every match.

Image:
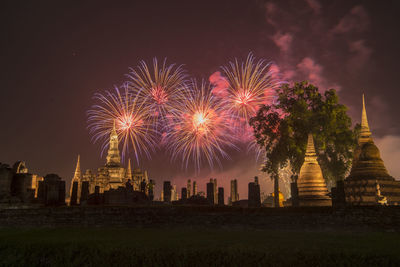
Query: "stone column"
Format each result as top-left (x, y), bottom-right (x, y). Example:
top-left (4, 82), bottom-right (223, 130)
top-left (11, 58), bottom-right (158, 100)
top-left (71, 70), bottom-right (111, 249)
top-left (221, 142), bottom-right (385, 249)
top-left (140, 181), bottom-right (147, 193)
top-left (94, 186), bottom-right (101, 204)
top-left (181, 188), bottom-right (187, 201)
top-left (230, 179), bottom-right (239, 203)
top-left (70, 181), bottom-right (78, 206)
top-left (0, 166), bottom-right (13, 200)
top-left (148, 180), bottom-right (154, 201)
top-left (59, 180), bottom-right (66, 205)
top-left (163, 181), bottom-right (171, 202)
top-left (218, 187), bottom-right (224, 206)
top-left (80, 181), bottom-right (89, 204)
top-left (187, 179), bottom-right (191, 198)
top-left (193, 181), bottom-right (197, 196)
top-left (248, 180), bottom-right (261, 207)
top-left (206, 182), bottom-right (214, 205)
top-left (290, 182), bottom-right (299, 207)
top-left (213, 178), bottom-right (218, 204)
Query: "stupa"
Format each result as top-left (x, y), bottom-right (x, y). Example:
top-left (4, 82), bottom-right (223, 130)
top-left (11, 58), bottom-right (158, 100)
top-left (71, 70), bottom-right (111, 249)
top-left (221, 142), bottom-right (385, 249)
top-left (297, 133), bottom-right (332, 206)
top-left (344, 95), bottom-right (400, 205)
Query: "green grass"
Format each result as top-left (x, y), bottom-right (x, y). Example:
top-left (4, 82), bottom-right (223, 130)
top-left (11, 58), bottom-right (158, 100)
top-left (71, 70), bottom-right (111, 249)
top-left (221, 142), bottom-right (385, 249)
top-left (0, 228), bottom-right (399, 266)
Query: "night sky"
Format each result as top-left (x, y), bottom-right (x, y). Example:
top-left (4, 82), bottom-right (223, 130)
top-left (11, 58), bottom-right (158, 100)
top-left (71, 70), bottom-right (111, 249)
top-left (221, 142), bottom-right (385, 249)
top-left (2, 0), bottom-right (400, 198)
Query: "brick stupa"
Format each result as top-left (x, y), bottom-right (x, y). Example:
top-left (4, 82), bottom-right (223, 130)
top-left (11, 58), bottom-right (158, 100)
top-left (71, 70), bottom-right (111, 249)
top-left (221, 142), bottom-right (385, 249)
top-left (344, 95), bottom-right (400, 205)
top-left (297, 133), bottom-right (332, 206)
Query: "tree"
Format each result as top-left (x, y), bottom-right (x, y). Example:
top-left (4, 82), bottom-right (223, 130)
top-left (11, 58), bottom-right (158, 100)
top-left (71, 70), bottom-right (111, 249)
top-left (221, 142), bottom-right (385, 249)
top-left (249, 81), bottom-right (357, 207)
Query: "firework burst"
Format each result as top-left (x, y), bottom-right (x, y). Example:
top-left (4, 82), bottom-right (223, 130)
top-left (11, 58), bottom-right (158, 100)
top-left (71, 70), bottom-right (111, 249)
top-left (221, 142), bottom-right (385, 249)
top-left (219, 53), bottom-right (279, 124)
top-left (165, 81), bottom-right (237, 171)
top-left (127, 58), bottom-right (188, 127)
top-left (87, 84), bottom-right (158, 164)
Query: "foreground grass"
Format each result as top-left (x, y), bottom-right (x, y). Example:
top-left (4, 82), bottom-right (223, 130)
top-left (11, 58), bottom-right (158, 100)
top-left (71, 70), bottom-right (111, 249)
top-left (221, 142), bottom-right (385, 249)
top-left (0, 228), bottom-right (399, 266)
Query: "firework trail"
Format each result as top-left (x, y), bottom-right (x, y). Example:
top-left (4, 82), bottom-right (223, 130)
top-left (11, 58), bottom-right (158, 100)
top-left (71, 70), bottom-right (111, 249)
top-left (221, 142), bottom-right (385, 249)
top-left (87, 84), bottom-right (158, 164)
top-left (165, 80), bottom-right (237, 171)
top-left (127, 58), bottom-right (188, 128)
top-left (217, 52), bottom-right (279, 129)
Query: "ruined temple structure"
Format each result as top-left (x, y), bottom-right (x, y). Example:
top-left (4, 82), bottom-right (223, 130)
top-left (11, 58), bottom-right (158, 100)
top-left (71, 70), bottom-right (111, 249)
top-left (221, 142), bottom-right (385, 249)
top-left (344, 95), bottom-right (400, 205)
top-left (248, 176), bottom-right (261, 207)
top-left (0, 161), bottom-right (44, 204)
top-left (229, 179), bottom-right (239, 205)
top-left (69, 122), bottom-right (150, 204)
top-left (297, 133), bottom-right (332, 206)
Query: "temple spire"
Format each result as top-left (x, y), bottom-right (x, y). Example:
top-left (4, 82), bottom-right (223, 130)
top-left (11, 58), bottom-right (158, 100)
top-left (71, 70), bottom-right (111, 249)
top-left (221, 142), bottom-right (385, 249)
top-left (359, 94), bottom-right (372, 145)
top-left (106, 120), bottom-right (121, 166)
top-left (304, 133), bottom-right (317, 162)
top-left (73, 155), bottom-right (81, 180)
top-left (126, 158), bottom-right (132, 180)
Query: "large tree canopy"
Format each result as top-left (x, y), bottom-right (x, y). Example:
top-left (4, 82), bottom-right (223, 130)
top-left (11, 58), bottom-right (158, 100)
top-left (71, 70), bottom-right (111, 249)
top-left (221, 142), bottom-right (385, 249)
top-left (250, 81), bottom-right (358, 188)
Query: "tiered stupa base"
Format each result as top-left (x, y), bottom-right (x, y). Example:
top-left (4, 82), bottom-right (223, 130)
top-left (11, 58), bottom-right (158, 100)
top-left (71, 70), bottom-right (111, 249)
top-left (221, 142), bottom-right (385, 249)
top-left (298, 196), bottom-right (332, 207)
top-left (345, 178), bottom-right (400, 205)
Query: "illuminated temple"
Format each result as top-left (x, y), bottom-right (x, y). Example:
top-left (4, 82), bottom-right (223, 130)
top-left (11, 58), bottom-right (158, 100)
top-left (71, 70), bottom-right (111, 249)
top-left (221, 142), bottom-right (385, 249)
top-left (69, 123), bottom-right (149, 203)
top-left (344, 95), bottom-right (400, 205)
top-left (297, 133), bottom-right (332, 206)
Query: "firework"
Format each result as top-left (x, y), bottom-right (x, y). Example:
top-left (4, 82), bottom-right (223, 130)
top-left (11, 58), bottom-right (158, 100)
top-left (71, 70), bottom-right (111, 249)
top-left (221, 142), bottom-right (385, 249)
top-left (127, 58), bottom-right (188, 126)
top-left (219, 53), bottom-right (279, 123)
top-left (87, 84), bottom-right (158, 163)
top-left (165, 81), bottom-right (237, 171)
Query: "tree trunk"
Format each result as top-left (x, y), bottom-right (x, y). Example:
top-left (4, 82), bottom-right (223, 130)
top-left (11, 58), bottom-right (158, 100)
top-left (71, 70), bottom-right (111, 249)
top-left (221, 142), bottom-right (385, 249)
top-left (274, 175), bottom-right (280, 208)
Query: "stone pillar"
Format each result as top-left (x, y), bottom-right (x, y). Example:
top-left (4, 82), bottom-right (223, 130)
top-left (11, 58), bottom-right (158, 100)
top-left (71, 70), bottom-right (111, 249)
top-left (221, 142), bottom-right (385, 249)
top-left (70, 181), bottom-right (78, 206)
top-left (125, 180), bottom-right (133, 192)
top-left (59, 180), bottom-right (66, 205)
top-left (207, 182), bottom-right (215, 205)
top-left (43, 174), bottom-right (62, 206)
top-left (140, 181), bottom-right (146, 193)
top-left (80, 181), bottom-right (89, 204)
top-left (230, 179), bottom-right (239, 203)
top-left (37, 181), bottom-right (44, 203)
top-left (187, 179), bottom-right (191, 198)
top-left (193, 181), bottom-right (197, 196)
top-left (248, 180), bottom-right (261, 207)
top-left (213, 179), bottom-right (218, 204)
top-left (0, 166), bottom-right (13, 199)
top-left (94, 186), bottom-right (101, 204)
top-left (148, 180), bottom-right (154, 201)
top-left (163, 181), bottom-right (171, 202)
top-left (11, 173), bottom-right (34, 201)
top-left (290, 182), bottom-right (299, 207)
top-left (181, 188), bottom-right (187, 201)
top-left (218, 187), bottom-right (224, 206)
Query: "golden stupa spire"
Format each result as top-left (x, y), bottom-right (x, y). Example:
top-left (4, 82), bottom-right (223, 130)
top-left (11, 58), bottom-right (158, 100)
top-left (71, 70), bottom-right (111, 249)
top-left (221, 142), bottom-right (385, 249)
top-left (126, 158), bottom-right (132, 180)
top-left (106, 120), bottom-right (121, 166)
top-left (73, 154), bottom-right (81, 180)
top-left (359, 94), bottom-right (372, 145)
top-left (304, 133), bottom-right (317, 162)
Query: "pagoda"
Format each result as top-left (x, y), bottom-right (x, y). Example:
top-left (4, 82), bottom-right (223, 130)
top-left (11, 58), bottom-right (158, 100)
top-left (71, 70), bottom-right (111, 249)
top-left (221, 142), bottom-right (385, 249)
top-left (297, 133), bottom-right (332, 206)
top-left (344, 95), bottom-right (400, 205)
top-left (69, 122), bottom-right (149, 203)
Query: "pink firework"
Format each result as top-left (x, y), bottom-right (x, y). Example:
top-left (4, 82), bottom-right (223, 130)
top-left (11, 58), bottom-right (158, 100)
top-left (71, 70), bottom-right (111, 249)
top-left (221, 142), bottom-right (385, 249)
top-left (127, 58), bottom-right (188, 126)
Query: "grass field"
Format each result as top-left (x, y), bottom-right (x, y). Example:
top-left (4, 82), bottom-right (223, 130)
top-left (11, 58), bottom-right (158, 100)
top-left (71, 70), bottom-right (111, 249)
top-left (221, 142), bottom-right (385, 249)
top-left (0, 227), bottom-right (399, 266)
